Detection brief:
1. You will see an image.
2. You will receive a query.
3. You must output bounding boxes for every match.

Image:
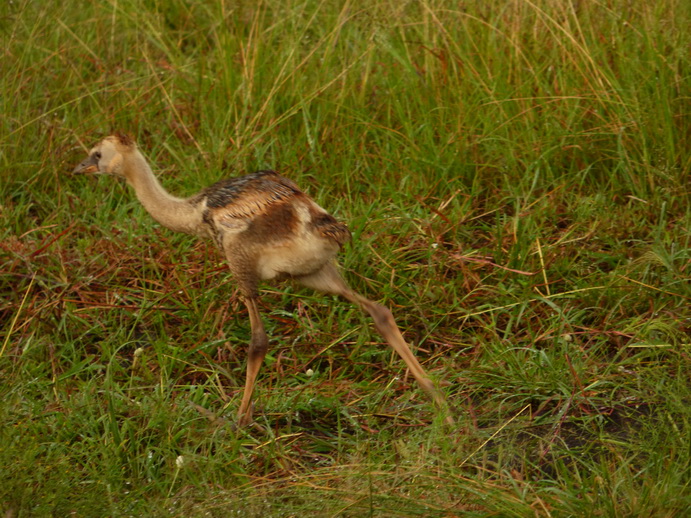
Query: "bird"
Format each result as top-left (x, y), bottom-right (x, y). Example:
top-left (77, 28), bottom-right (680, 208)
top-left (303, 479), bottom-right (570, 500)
top-left (73, 133), bottom-right (452, 427)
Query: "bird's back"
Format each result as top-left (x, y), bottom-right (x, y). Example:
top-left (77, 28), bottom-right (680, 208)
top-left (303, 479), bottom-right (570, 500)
top-left (201, 170), bottom-right (301, 213)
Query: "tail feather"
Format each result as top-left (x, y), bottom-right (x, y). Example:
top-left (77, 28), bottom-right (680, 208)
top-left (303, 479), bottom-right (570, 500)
top-left (311, 213), bottom-right (351, 248)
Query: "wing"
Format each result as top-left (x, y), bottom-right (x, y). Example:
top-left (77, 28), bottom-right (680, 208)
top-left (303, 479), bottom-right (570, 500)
top-left (198, 169), bottom-right (350, 249)
top-left (197, 170), bottom-right (302, 234)
top-left (202, 170), bottom-right (302, 219)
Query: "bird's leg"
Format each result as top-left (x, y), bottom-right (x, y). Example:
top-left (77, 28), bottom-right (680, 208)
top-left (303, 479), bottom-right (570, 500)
top-left (343, 294), bottom-right (454, 425)
top-left (297, 263), bottom-right (454, 425)
top-left (236, 296), bottom-right (269, 427)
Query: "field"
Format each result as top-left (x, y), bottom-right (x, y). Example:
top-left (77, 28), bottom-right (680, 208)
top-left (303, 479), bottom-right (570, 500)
top-left (1, 0), bottom-right (689, 515)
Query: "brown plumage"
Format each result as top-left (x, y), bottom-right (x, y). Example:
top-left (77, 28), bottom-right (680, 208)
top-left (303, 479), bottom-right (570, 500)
top-left (73, 133), bottom-right (452, 426)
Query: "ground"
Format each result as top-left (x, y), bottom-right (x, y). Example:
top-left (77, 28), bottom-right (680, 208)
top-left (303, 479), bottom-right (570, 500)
top-left (1, 1), bottom-right (689, 515)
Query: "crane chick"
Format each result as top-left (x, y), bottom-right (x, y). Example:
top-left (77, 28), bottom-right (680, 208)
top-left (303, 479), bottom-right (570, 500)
top-left (74, 133), bottom-right (452, 426)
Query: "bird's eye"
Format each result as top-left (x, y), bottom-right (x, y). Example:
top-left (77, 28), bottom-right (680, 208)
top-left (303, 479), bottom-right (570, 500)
top-left (94, 152), bottom-right (102, 160)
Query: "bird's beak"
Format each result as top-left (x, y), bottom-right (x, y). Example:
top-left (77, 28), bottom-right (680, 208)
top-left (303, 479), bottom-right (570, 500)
top-left (73, 155), bottom-right (99, 174)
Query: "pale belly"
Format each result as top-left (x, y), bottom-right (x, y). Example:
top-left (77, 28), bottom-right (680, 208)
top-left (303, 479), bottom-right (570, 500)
top-left (256, 231), bottom-right (340, 280)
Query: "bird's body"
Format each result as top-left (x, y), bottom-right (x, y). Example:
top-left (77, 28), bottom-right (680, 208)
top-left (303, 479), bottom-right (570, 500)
top-left (192, 171), bottom-right (350, 286)
top-left (74, 133), bottom-right (452, 426)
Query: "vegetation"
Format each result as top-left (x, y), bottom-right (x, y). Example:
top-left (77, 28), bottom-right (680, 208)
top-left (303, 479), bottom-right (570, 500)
top-left (1, 0), bottom-right (689, 515)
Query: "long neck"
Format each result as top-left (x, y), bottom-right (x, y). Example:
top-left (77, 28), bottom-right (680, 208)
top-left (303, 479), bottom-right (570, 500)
top-left (122, 150), bottom-right (203, 235)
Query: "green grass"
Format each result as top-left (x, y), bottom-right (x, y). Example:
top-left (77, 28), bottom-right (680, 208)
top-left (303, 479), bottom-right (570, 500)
top-left (1, 0), bottom-right (689, 515)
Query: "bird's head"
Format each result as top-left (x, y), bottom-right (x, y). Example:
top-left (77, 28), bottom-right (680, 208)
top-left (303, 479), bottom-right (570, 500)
top-left (73, 132), bottom-right (136, 177)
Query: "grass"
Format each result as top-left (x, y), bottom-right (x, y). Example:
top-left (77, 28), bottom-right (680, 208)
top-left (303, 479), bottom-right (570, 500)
top-left (1, 0), bottom-right (689, 515)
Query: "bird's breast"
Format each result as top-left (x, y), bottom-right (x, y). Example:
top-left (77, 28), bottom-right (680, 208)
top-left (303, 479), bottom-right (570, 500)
top-left (253, 202), bottom-right (341, 280)
top-left (255, 230), bottom-right (340, 280)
